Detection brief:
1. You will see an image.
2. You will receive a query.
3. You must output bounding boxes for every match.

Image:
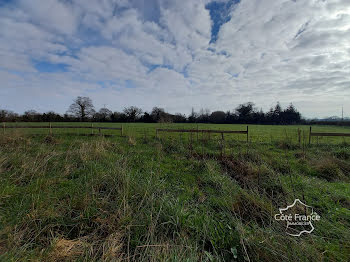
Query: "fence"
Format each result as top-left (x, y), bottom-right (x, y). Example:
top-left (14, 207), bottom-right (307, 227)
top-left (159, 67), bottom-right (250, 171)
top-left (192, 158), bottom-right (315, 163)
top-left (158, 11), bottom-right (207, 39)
top-left (309, 126), bottom-right (350, 144)
top-left (2, 123), bottom-right (123, 136)
top-left (3, 124), bottom-right (350, 145)
top-left (156, 126), bottom-right (249, 142)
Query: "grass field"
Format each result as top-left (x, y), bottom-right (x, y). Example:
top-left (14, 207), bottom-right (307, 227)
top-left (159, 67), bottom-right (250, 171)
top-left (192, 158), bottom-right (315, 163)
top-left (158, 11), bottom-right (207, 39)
top-left (2, 122), bottom-right (350, 144)
top-left (0, 123), bottom-right (349, 261)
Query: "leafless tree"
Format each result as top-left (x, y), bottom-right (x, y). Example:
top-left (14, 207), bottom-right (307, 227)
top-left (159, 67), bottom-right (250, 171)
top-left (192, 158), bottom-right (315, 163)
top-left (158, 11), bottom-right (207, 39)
top-left (23, 110), bottom-right (40, 122)
top-left (123, 106), bottom-right (143, 122)
top-left (67, 96), bottom-right (95, 121)
top-left (151, 107), bottom-right (165, 122)
top-left (0, 109), bottom-right (18, 122)
top-left (94, 107), bottom-right (112, 121)
top-left (198, 108), bottom-right (210, 122)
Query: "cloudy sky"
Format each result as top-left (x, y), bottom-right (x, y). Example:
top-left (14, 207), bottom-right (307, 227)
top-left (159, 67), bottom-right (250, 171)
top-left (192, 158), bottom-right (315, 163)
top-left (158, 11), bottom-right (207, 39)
top-left (0, 0), bottom-right (349, 118)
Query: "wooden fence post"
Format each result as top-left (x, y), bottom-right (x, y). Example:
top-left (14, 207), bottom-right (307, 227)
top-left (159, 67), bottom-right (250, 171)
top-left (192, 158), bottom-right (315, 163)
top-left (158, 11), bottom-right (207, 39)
top-left (220, 140), bottom-right (223, 159)
top-left (49, 122), bottom-right (52, 135)
top-left (298, 128), bottom-right (301, 147)
top-left (246, 126), bottom-right (249, 143)
top-left (91, 123), bottom-right (93, 135)
top-left (309, 126), bottom-right (312, 145)
top-left (99, 128), bottom-right (101, 136)
top-left (156, 129), bottom-right (158, 139)
top-left (189, 131), bottom-right (193, 156)
top-left (2, 123), bottom-right (5, 135)
top-left (221, 132), bottom-right (225, 159)
top-left (197, 125), bottom-right (199, 141)
top-left (121, 125), bottom-right (123, 136)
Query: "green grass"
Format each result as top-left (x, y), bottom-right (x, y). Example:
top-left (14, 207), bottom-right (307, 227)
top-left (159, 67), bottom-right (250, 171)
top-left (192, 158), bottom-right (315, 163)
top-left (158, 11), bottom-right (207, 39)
top-left (2, 122), bottom-right (350, 144)
top-left (0, 123), bottom-right (349, 261)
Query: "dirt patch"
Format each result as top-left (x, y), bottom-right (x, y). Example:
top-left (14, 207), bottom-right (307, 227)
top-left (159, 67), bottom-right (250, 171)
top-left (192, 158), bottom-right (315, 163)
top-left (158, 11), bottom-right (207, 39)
top-left (220, 157), bottom-right (257, 187)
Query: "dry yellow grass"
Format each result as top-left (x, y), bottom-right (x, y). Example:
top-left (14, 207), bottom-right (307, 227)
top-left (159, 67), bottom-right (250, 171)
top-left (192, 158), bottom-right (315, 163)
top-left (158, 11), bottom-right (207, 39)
top-left (50, 238), bottom-right (86, 261)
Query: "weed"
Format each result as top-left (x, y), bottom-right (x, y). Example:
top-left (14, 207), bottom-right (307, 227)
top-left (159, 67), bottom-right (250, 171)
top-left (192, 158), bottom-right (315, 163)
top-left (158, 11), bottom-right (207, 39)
top-left (231, 191), bottom-right (274, 227)
top-left (43, 135), bottom-right (59, 145)
top-left (128, 136), bottom-right (137, 146)
top-left (314, 158), bottom-right (344, 181)
top-left (334, 148), bottom-right (350, 160)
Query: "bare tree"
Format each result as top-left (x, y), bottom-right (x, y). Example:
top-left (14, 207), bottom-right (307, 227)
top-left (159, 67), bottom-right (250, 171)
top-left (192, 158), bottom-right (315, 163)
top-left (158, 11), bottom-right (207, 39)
top-left (123, 106), bottom-right (142, 122)
top-left (94, 107), bottom-right (112, 122)
top-left (188, 107), bottom-right (198, 123)
top-left (67, 96), bottom-right (95, 121)
top-left (0, 109), bottom-right (18, 122)
top-left (198, 108), bottom-right (210, 122)
top-left (23, 110), bottom-right (40, 122)
top-left (150, 107), bottom-right (165, 122)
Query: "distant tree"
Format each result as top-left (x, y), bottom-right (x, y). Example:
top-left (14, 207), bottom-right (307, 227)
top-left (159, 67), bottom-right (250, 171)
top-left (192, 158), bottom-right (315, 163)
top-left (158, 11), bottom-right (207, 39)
top-left (0, 101), bottom-right (305, 124)
top-left (266, 107), bottom-right (274, 123)
top-left (151, 107), bottom-right (165, 122)
top-left (0, 109), bottom-right (18, 122)
top-left (150, 107), bottom-right (175, 123)
top-left (140, 112), bottom-right (154, 123)
top-left (225, 110), bottom-right (238, 123)
top-left (0, 109), bottom-right (8, 122)
top-left (197, 108), bottom-right (210, 123)
top-left (210, 111), bottom-right (226, 124)
top-left (111, 112), bottom-right (127, 122)
top-left (253, 108), bottom-right (265, 124)
top-left (123, 106), bottom-right (143, 122)
top-left (236, 102), bottom-right (256, 123)
top-left (272, 102), bottom-right (282, 123)
top-left (282, 103), bottom-right (301, 124)
top-left (23, 110), bottom-right (41, 122)
top-left (42, 111), bottom-right (63, 122)
top-left (8, 111), bottom-right (19, 122)
top-left (188, 107), bottom-right (198, 123)
top-left (173, 113), bottom-right (187, 123)
top-left (94, 108), bottom-right (112, 122)
top-left (63, 113), bottom-right (74, 122)
top-left (160, 114), bottom-right (173, 123)
top-left (67, 96), bottom-right (95, 121)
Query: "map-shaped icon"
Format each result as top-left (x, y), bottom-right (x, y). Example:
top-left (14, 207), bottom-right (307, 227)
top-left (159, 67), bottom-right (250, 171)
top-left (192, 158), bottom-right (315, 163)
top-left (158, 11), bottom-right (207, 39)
top-left (278, 199), bottom-right (317, 237)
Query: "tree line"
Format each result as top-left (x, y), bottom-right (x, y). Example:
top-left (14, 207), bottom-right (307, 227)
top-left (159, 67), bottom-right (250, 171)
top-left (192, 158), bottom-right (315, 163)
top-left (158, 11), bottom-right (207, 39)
top-left (0, 96), bottom-right (307, 125)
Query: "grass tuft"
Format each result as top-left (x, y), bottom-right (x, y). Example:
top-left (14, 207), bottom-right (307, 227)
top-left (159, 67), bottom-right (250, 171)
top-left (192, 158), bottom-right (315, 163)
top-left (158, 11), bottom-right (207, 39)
top-left (314, 157), bottom-right (344, 181)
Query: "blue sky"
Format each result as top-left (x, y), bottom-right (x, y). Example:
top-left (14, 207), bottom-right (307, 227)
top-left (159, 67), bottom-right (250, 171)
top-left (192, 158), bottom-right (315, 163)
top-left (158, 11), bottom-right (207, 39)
top-left (0, 0), bottom-right (350, 118)
top-left (206, 0), bottom-right (239, 43)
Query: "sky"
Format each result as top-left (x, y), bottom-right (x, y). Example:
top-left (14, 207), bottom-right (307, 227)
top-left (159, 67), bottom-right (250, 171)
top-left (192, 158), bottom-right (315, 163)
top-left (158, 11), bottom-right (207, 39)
top-left (0, 0), bottom-right (349, 118)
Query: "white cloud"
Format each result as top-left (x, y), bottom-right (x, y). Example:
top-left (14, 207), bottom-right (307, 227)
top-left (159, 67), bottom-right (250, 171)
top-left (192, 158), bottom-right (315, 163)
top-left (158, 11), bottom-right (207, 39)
top-left (18, 0), bottom-right (80, 35)
top-left (0, 0), bottom-right (349, 117)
